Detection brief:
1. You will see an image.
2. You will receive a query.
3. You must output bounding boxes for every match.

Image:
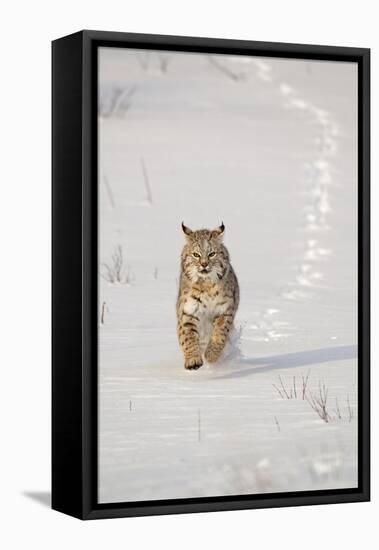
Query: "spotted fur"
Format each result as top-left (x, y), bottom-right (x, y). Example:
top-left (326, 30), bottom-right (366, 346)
top-left (176, 223), bottom-right (239, 370)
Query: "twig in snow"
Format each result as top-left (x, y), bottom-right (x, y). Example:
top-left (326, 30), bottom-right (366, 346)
top-left (347, 395), bottom-right (353, 422)
top-left (101, 245), bottom-right (133, 284)
top-left (103, 174), bottom-right (115, 209)
top-left (117, 85), bottom-right (137, 117)
top-left (272, 372), bottom-right (352, 425)
top-left (306, 381), bottom-right (330, 423)
top-left (100, 301), bottom-right (107, 325)
top-left (99, 85), bottom-right (137, 118)
top-left (158, 53), bottom-right (171, 73)
top-left (208, 55), bottom-right (243, 82)
top-left (273, 383), bottom-right (284, 400)
top-left (301, 371), bottom-right (310, 400)
top-left (136, 51), bottom-right (150, 70)
top-left (274, 416), bottom-right (281, 432)
top-left (140, 157), bottom-right (153, 204)
top-left (99, 86), bottom-right (123, 117)
top-left (334, 397), bottom-right (342, 420)
top-left (278, 375), bottom-right (291, 399)
top-left (274, 373), bottom-right (310, 401)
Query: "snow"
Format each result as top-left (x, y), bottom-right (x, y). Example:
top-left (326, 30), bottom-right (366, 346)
top-left (98, 48), bottom-right (358, 503)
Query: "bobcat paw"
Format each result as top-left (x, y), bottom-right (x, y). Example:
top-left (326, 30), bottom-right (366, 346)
top-left (204, 344), bottom-right (222, 363)
top-left (185, 355), bottom-right (203, 370)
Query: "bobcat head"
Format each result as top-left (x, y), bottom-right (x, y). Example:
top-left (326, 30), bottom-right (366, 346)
top-left (181, 222), bottom-right (230, 282)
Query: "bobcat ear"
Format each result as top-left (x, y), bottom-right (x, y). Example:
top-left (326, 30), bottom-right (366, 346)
top-left (212, 222), bottom-right (225, 238)
top-left (182, 222), bottom-right (193, 238)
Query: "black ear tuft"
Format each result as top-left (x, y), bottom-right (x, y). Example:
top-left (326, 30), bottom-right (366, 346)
top-left (212, 222), bottom-right (225, 238)
top-left (182, 222), bottom-right (193, 236)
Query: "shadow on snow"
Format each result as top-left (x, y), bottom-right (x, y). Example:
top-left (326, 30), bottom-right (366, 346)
top-left (215, 345), bottom-right (357, 380)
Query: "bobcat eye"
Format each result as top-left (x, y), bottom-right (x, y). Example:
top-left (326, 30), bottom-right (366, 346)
top-left (193, 252), bottom-right (200, 258)
top-left (208, 252), bottom-right (216, 258)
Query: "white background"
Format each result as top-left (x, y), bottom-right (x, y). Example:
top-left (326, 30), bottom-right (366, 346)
top-left (0, 1), bottom-right (376, 548)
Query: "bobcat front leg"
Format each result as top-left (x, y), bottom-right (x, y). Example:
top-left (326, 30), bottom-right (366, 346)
top-left (205, 313), bottom-right (234, 363)
top-left (178, 313), bottom-right (203, 370)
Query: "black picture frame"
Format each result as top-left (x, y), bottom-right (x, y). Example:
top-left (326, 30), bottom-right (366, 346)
top-left (52, 30), bottom-right (370, 520)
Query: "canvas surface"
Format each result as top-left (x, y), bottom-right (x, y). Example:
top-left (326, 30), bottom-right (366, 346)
top-left (97, 48), bottom-right (358, 503)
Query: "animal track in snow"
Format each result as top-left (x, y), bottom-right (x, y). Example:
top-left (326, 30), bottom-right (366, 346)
top-left (277, 79), bottom-right (338, 299)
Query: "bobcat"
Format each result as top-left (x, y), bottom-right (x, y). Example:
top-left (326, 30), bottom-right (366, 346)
top-left (176, 222), bottom-right (239, 370)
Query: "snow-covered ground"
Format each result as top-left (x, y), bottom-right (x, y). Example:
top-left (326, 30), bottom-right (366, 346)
top-left (98, 48), bottom-right (358, 503)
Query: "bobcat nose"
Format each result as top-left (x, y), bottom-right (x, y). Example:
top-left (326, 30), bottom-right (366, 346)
top-left (200, 259), bottom-right (208, 267)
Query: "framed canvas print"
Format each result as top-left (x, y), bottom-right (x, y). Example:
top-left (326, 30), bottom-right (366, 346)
top-left (52, 30), bottom-right (370, 519)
